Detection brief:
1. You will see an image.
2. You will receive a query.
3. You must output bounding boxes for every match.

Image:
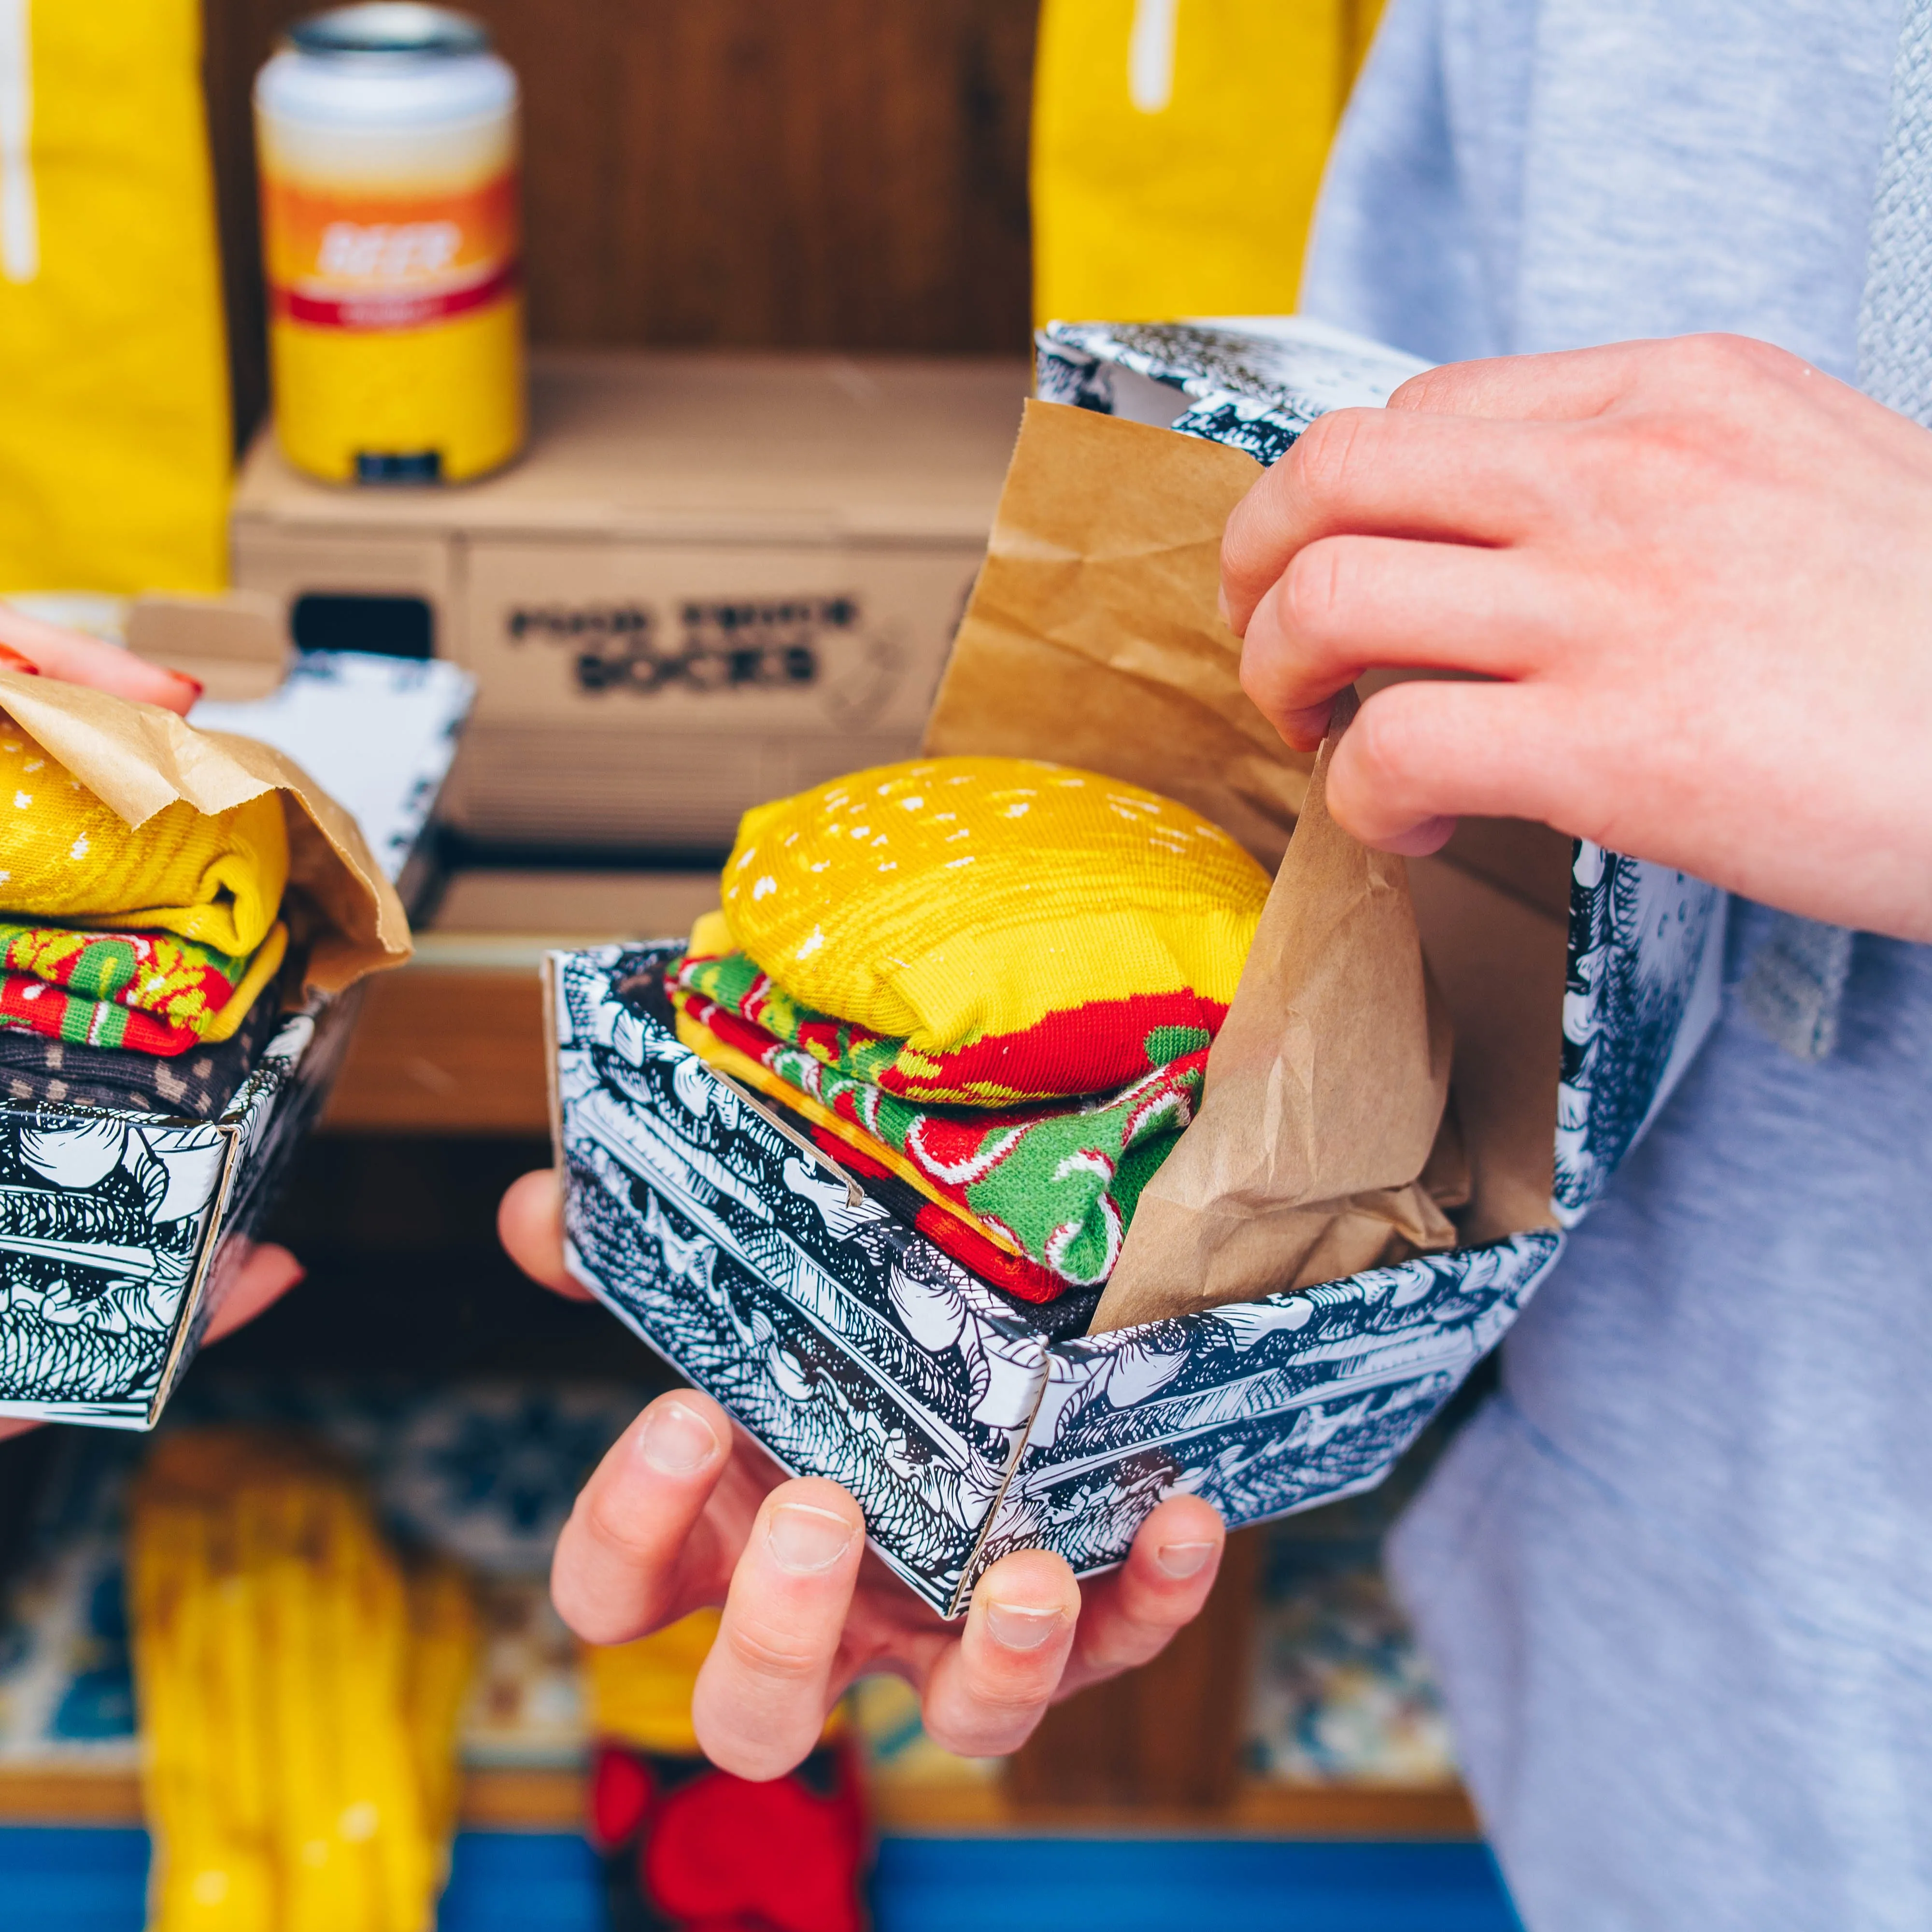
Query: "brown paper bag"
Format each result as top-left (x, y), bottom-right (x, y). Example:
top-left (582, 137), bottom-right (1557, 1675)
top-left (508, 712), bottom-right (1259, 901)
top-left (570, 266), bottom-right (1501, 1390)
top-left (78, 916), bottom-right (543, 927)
top-left (0, 666), bottom-right (409, 992)
top-left (926, 400), bottom-right (1451, 1332)
top-left (1093, 689), bottom-right (1455, 1330)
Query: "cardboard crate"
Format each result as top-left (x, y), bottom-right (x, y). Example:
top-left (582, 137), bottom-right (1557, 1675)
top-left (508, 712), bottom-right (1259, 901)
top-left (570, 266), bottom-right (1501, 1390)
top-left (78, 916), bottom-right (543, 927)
top-left (544, 322), bottom-right (1728, 1615)
top-left (0, 653), bottom-right (473, 1429)
top-left (231, 350), bottom-right (1029, 851)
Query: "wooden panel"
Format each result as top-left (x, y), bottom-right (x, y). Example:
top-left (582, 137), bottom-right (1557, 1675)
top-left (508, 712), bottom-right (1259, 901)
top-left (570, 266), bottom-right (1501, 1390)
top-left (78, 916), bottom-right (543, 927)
top-left (0, 1761), bottom-right (1477, 1837)
top-left (0, 1765), bottom-right (583, 1830)
top-left (1006, 1527), bottom-right (1261, 1813)
top-left (321, 967), bottom-right (551, 1135)
top-left (203, 0), bottom-right (1037, 444)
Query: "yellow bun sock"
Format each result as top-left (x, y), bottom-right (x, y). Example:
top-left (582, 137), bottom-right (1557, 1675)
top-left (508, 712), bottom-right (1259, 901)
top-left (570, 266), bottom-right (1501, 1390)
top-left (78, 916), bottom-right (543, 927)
top-left (720, 757), bottom-right (1270, 1059)
top-left (0, 720), bottom-right (289, 954)
top-left (197, 923), bottom-right (290, 1044)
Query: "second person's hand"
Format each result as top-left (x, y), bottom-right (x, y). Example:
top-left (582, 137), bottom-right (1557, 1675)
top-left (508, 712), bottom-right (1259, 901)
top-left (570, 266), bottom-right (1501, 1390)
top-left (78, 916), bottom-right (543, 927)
top-left (499, 1168), bottom-right (1227, 1779)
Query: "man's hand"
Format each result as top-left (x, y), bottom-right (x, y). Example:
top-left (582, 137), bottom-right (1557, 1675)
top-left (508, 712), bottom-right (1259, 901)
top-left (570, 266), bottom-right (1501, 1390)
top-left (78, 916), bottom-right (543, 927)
top-left (1222, 333), bottom-right (1932, 940)
top-left (499, 1169), bottom-right (1226, 1779)
top-left (0, 602), bottom-right (202, 714)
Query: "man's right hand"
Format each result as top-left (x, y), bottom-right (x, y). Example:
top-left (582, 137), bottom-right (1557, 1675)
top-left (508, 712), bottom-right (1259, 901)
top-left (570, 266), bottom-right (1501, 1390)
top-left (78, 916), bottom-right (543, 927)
top-left (499, 1168), bottom-right (1228, 1782)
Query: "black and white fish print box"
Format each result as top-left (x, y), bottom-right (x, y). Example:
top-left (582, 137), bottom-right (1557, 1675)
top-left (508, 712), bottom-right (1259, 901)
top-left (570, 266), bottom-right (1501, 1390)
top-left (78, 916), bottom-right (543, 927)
top-left (552, 831), bottom-right (1721, 1617)
top-left (0, 653), bottom-right (473, 1430)
top-left (550, 319), bottom-right (1729, 1617)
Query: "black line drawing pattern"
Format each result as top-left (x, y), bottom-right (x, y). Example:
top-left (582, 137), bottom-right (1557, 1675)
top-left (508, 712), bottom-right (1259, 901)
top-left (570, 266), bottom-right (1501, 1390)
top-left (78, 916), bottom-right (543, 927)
top-left (1037, 317), bottom-right (1430, 465)
top-left (1555, 843), bottom-right (1724, 1218)
top-left (555, 949), bottom-right (1585, 1614)
top-left (0, 1004), bottom-right (330, 1427)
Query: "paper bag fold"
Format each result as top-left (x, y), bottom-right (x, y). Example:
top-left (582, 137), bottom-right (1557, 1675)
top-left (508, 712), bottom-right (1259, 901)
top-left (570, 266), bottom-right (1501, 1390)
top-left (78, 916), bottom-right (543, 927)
top-left (926, 400), bottom-right (1312, 868)
top-left (1091, 692), bottom-right (1454, 1332)
top-left (0, 667), bottom-right (409, 992)
top-left (923, 400), bottom-right (1451, 1333)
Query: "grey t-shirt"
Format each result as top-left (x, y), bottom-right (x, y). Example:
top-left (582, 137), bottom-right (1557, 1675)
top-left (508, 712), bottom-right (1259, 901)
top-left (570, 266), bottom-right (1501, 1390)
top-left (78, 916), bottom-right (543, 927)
top-left (1302, 5), bottom-right (1932, 1927)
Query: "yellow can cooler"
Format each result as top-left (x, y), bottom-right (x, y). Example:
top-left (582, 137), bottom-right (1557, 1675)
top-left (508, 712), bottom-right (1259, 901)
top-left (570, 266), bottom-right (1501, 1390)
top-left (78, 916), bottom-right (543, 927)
top-left (254, 4), bottom-right (524, 485)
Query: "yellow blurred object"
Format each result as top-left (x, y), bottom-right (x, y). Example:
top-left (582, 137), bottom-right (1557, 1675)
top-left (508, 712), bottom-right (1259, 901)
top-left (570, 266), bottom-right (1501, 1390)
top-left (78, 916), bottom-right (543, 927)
top-left (254, 28), bottom-right (524, 484)
top-left (267, 299), bottom-right (525, 487)
top-left (1031, 0), bottom-right (1387, 324)
top-left (129, 1431), bottom-right (478, 1932)
top-left (0, 0), bottom-right (230, 593)
top-left (584, 1609), bottom-right (846, 1756)
top-left (0, 724), bottom-right (289, 956)
top-left (583, 1610), bottom-right (722, 1757)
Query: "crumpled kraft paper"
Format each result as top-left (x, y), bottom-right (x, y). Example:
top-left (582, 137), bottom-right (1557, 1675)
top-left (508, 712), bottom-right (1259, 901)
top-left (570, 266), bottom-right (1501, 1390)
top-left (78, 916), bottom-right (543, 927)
top-left (924, 399), bottom-right (1451, 1332)
top-left (0, 666), bottom-right (409, 993)
top-left (927, 400), bottom-right (1312, 870)
top-left (1092, 688), bottom-right (1455, 1331)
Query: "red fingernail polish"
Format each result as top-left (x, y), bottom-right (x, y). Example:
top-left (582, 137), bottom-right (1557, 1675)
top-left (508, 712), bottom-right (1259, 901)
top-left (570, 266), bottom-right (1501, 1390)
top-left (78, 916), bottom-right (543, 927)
top-left (0, 644), bottom-right (42, 676)
top-left (165, 669), bottom-right (205, 700)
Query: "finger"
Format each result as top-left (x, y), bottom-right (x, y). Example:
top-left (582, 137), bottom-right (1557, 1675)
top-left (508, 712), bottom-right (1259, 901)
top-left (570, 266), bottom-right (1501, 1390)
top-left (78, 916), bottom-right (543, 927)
top-left (1387, 342), bottom-right (1646, 423)
top-left (203, 1241), bottom-right (306, 1342)
top-left (1238, 537), bottom-right (1548, 749)
top-left (919, 1548), bottom-right (1081, 1758)
top-left (0, 603), bottom-right (202, 714)
top-left (692, 1476), bottom-right (866, 1778)
top-left (1388, 331), bottom-right (1824, 426)
top-left (1057, 1494), bottom-right (1225, 1697)
top-left (1327, 676), bottom-right (1584, 849)
top-left (497, 1167), bottom-right (592, 1300)
top-left (1220, 410), bottom-right (1558, 634)
top-left (552, 1390), bottom-right (734, 1643)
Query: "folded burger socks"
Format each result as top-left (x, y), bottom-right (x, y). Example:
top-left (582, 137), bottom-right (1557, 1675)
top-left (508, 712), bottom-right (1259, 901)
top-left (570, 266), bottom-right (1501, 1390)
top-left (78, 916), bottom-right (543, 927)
top-left (0, 721), bottom-right (294, 1117)
top-left (669, 756), bottom-right (1269, 1298)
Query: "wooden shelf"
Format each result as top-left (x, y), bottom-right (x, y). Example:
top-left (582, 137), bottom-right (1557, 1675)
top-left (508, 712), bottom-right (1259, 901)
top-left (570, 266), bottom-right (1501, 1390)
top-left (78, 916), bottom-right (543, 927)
top-left (0, 1762), bottom-right (1475, 1839)
top-left (872, 1779), bottom-right (1477, 1838)
top-left (322, 956), bottom-right (550, 1136)
top-left (0, 1765), bottom-right (589, 1831)
top-left (322, 870), bottom-right (726, 1136)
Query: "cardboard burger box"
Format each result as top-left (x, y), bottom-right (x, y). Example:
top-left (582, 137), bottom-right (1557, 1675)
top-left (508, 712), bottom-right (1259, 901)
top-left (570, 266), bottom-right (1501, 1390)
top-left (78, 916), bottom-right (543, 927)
top-left (546, 322), bottom-right (1728, 1617)
top-left (230, 350), bottom-right (1030, 852)
top-left (0, 650), bottom-right (472, 1431)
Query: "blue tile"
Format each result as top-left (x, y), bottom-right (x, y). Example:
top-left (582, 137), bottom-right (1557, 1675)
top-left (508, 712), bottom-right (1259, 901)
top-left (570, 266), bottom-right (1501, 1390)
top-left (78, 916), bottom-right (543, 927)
top-left (0, 1829), bottom-right (606, 1932)
top-left (872, 1836), bottom-right (1522, 1932)
top-left (0, 1826), bottom-right (1519, 1932)
top-left (439, 1830), bottom-right (605, 1931)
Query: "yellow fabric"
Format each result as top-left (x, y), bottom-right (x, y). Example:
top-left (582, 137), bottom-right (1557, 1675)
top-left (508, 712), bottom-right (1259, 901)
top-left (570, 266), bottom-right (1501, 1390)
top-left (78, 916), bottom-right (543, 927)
top-left (0, 722), bottom-right (288, 954)
top-left (583, 1611), bottom-right (722, 1756)
top-left (0, 0), bottom-right (230, 593)
top-left (197, 922), bottom-right (289, 1044)
top-left (673, 1000), bottom-right (1033, 1262)
top-left (130, 1431), bottom-right (477, 1932)
top-left (720, 757), bottom-right (1270, 1056)
top-left (1031, 0), bottom-right (1385, 325)
top-left (583, 1608), bottom-right (844, 1755)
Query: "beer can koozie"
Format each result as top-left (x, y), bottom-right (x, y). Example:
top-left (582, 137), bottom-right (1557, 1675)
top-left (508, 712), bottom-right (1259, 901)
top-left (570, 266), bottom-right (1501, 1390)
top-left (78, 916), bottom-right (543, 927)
top-left (255, 4), bottom-right (524, 484)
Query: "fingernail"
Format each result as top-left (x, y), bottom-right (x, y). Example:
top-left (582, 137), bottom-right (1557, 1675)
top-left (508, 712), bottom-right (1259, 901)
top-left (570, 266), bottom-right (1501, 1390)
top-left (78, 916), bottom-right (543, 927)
top-left (766, 1502), bottom-right (857, 1574)
top-left (985, 1601), bottom-right (1064, 1651)
top-left (1155, 1539), bottom-right (1217, 1580)
top-left (0, 645), bottom-right (40, 676)
top-left (635, 1399), bottom-right (721, 1477)
top-left (165, 669), bottom-right (206, 700)
top-left (1216, 587), bottom-right (1234, 630)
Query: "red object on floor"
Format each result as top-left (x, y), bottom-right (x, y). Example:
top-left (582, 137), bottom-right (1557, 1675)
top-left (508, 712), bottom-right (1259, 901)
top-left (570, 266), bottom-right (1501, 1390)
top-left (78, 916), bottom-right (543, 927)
top-left (590, 1738), bottom-right (871, 1932)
